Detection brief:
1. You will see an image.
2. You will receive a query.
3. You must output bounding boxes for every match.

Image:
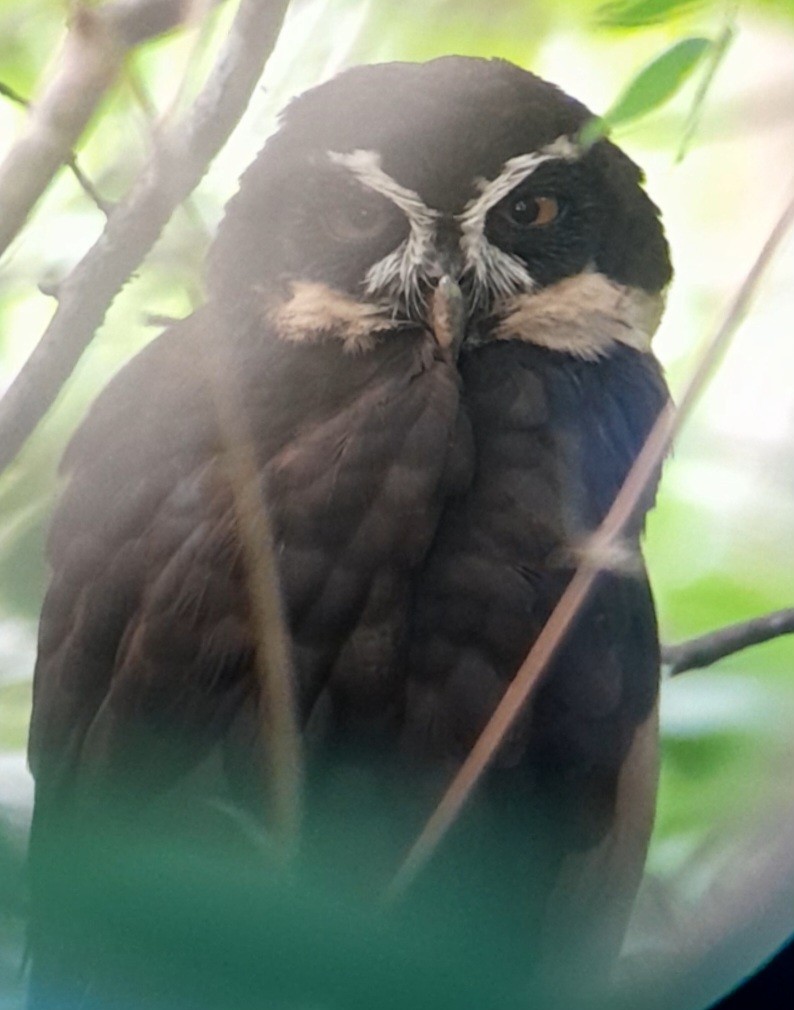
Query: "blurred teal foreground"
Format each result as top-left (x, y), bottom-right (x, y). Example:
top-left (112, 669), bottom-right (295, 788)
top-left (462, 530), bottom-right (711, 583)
top-left (2, 2), bottom-right (794, 1008)
top-left (10, 778), bottom-right (614, 1010)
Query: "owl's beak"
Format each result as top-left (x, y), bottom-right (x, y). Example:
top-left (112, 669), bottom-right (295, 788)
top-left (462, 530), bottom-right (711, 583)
top-left (429, 275), bottom-right (465, 357)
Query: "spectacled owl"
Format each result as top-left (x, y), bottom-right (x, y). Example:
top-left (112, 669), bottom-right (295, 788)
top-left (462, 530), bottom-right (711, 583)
top-left (27, 56), bottom-right (671, 1007)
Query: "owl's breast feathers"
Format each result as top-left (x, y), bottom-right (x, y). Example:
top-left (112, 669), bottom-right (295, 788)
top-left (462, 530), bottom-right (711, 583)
top-left (398, 339), bottom-right (667, 971)
top-left (25, 56), bottom-right (677, 1007)
top-left (406, 340), bottom-right (668, 819)
top-left (29, 311), bottom-right (467, 798)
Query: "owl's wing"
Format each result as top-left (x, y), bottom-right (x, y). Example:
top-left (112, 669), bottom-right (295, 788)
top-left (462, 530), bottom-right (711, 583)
top-left (29, 315), bottom-right (245, 802)
top-left (27, 314), bottom-right (252, 1006)
top-left (31, 315), bottom-right (465, 786)
top-left (403, 341), bottom-right (668, 985)
top-left (28, 308), bottom-right (466, 1003)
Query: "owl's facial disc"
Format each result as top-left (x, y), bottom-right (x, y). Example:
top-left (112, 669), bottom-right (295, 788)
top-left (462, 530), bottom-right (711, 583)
top-left (269, 136), bottom-right (668, 359)
top-left (213, 59), bottom-right (672, 358)
top-left (328, 150), bottom-right (440, 321)
top-left (457, 136), bottom-right (579, 305)
top-left (334, 137), bottom-right (670, 359)
top-left (323, 140), bottom-right (583, 325)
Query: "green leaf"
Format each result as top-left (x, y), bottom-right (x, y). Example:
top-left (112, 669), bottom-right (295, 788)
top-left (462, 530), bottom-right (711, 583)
top-left (0, 680), bottom-right (32, 751)
top-left (603, 36), bottom-right (712, 127)
top-left (596, 0), bottom-right (709, 29)
top-left (677, 21), bottom-right (736, 160)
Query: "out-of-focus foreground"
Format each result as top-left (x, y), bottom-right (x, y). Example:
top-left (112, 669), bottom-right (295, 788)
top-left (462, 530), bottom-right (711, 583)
top-left (1, 2), bottom-right (793, 1008)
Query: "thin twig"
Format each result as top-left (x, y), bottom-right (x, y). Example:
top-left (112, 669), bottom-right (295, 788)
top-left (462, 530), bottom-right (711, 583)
top-left (388, 179), bottom-right (794, 899)
top-left (119, 10), bottom-right (215, 257)
top-left (0, 79), bottom-right (112, 216)
top-left (0, 0), bottom-right (210, 259)
top-left (202, 320), bottom-right (302, 856)
top-left (675, 2), bottom-right (737, 162)
top-left (663, 608), bottom-right (794, 676)
top-left (64, 156), bottom-right (114, 216)
top-left (0, 0), bottom-right (290, 475)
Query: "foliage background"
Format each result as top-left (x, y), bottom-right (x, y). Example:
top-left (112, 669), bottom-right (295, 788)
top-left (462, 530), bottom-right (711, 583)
top-left (1, 0), bottom-right (793, 1006)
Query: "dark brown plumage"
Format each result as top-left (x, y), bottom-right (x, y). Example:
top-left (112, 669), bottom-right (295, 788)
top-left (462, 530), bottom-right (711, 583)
top-left (27, 56), bottom-right (671, 1007)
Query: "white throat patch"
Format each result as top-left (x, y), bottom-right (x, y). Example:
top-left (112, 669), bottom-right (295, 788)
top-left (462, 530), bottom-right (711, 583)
top-left (494, 272), bottom-right (665, 360)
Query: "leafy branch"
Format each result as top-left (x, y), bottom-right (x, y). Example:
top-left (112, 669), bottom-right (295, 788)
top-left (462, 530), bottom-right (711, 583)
top-left (585, 1), bottom-right (738, 152)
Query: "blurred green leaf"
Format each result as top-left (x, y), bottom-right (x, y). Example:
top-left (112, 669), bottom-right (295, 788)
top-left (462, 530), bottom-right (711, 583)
top-left (753, 0), bottom-right (794, 20)
top-left (677, 19), bottom-right (736, 159)
top-left (0, 818), bottom-right (26, 1010)
top-left (596, 0), bottom-right (710, 29)
top-left (601, 36), bottom-right (712, 129)
top-left (0, 0), bottom-right (63, 96)
top-left (348, 0), bottom-right (555, 68)
top-left (0, 680), bottom-right (32, 750)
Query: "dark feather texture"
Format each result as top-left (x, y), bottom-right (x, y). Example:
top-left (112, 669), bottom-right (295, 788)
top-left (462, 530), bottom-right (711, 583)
top-left (27, 55), bottom-right (672, 1008)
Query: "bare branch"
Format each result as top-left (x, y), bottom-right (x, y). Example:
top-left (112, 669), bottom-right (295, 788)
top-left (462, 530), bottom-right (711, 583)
top-left (64, 157), bottom-right (114, 217)
top-left (663, 608), bottom-right (794, 676)
top-left (0, 79), bottom-right (112, 216)
top-left (0, 0), bottom-right (290, 475)
top-left (109, 0), bottom-right (217, 47)
top-left (0, 0), bottom-right (212, 259)
top-left (388, 179), bottom-right (794, 898)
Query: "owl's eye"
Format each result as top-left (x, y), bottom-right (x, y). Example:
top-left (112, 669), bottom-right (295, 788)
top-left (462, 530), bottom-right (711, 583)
top-left (504, 194), bottom-right (559, 228)
top-left (321, 193), bottom-right (395, 243)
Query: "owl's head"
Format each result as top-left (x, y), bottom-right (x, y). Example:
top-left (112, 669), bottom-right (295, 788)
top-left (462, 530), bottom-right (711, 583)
top-left (210, 57), bottom-right (671, 358)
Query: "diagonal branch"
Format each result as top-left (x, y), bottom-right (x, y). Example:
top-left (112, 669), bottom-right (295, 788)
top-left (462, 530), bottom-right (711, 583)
top-left (0, 0), bottom-right (290, 476)
top-left (388, 179), bottom-right (794, 899)
top-left (0, 79), bottom-right (112, 216)
top-left (663, 608), bottom-right (794, 676)
top-left (110, 0), bottom-right (219, 47)
top-left (0, 0), bottom-right (219, 259)
top-left (201, 319), bottom-right (303, 855)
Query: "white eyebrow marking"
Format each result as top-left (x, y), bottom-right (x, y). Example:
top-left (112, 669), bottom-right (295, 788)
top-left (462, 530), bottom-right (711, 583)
top-left (458, 135), bottom-right (580, 304)
top-left (461, 136), bottom-right (579, 224)
top-left (328, 149), bottom-right (436, 223)
top-left (328, 149), bottom-right (438, 316)
top-left (327, 136), bottom-right (582, 318)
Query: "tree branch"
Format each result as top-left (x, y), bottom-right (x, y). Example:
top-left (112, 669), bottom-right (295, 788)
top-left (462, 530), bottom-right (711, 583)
top-left (201, 317), bottom-right (303, 855)
top-left (0, 0), bottom-right (290, 475)
top-left (388, 178), bottom-right (794, 899)
top-left (109, 0), bottom-right (216, 47)
top-left (0, 79), bottom-right (112, 216)
top-left (663, 609), bottom-right (794, 676)
top-left (0, 0), bottom-right (214, 260)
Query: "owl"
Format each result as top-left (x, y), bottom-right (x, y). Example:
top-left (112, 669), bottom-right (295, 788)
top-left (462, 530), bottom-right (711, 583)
top-left (27, 57), bottom-right (671, 1007)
